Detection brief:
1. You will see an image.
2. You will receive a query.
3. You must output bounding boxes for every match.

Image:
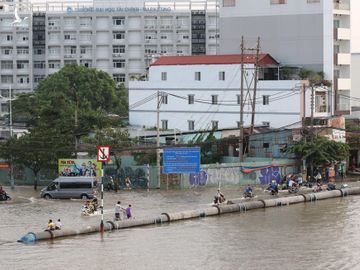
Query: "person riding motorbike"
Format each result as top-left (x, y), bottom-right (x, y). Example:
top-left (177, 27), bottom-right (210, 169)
top-left (288, 177), bottom-right (299, 193)
top-left (214, 189), bottom-right (226, 204)
top-left (0, 185), bottom-right (11, 201)
top-left (313, 182), bottom-right (323, 193)
top-left (244, 185), bottom-right (253, 198)
top-left (268, 180), bottom-right (279, 195)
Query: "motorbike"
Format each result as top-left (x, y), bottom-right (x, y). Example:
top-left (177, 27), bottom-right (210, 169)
top-left (243, 191), bottom-right (254, 198)
top-left (327, 183), bottom-right (336, 191)
top-left (0, 193), bottom-right (11, 201)
top-left (267, 186), bottom-right (278, 195)
top-left (288, 186), bottom-right (299, 194)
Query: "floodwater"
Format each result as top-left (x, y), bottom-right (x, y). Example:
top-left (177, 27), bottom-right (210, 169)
top-left (1, 185), bottom-right (360, 270)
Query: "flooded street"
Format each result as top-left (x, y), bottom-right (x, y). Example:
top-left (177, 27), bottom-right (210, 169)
top-left (1, 185), bottom-right (360, 270)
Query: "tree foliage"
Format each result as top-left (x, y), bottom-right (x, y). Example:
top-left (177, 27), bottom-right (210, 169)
top-left (286, 136), bottom-right (349, 166)
top-left (0, 65), bottom-right (129, 188)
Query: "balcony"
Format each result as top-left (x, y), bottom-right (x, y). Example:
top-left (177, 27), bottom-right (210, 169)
top-left (64, 54), bottom-right (77, 59)
top-left (337, 78), bottom-right (350, 90)
top-left (334, 53), bottom-right (350, 65)
top-left (334, 28), bottom-right (350, 40)
top-left (333, 2), bottom-right (350, 15)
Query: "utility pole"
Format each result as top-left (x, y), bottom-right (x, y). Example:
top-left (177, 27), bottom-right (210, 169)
top-left (239, 36), bottom-right (245, 162)
top-left (250, 37), bottom-right (261, 135)
top-left (156, 91), bottom-right (161, 189)
top-left (9, 85), bottom-right (14, 190)
top-left (310, 84), bottom-right (315, 181)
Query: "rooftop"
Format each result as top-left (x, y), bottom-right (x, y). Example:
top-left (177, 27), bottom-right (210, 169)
top-left (151, 54), bottom-right (279, 66)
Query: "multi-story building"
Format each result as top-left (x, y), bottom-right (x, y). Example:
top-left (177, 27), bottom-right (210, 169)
top-left (220, 0), bottom-right (351, 115)
top-left (129, 54), bottom-right (327, 131)
top-left (0, 0), bottom-right (219, 136)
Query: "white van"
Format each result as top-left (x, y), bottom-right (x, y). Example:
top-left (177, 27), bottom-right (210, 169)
top-left (40, 176), bottom-right (98, 199)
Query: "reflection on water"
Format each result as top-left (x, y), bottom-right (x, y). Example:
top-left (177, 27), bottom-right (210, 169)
top-left (1, 186), bottom-right (360, 270)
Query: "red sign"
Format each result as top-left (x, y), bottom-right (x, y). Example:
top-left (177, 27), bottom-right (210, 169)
top-left (0, 162), bottom-right (9, 169)
top-left (97, 146), bottom-right (110, 162)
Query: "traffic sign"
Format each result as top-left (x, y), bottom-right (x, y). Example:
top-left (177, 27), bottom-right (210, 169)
top-left (97, 146), bottom-right (110, 162)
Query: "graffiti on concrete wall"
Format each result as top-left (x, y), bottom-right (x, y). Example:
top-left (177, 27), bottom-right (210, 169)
top-left (202, 167), bottom-right (239, 185)
top-left (258, 166), bottom-right (281, 185)
top-left (189, 170), bottom-right (208, 186)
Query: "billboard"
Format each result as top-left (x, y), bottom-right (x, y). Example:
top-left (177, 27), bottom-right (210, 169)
top-left (163, 147), bottom-right (200, 174)
top-left (58, 159), bottom-right (102, 177)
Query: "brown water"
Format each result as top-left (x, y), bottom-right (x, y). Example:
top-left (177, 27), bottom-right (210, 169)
top-left (1, 185), bottom-right (360, 270)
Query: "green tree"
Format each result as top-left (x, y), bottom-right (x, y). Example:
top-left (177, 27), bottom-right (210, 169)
top-left (0, 65), bottom-right (129, 188)
top-left (286, 136), bottom-right (349, 171)
top-left (0, 128), bottom-right (73, 189)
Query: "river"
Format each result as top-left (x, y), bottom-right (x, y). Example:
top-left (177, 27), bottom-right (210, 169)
top-left (1, 185), bottom-right (360, 270)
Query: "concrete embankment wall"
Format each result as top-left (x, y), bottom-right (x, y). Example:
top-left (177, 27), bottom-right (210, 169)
top-left (18, 187), bottom-right (360, 243)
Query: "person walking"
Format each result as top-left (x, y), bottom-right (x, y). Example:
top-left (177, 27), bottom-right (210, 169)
top-left (114, 201), bottom-right (124, 221)
top-left (55, 219), bottom-right (62, 230)
top-left (125, 204), bottom-right (132, 219)
top-left (47, 219), bottom-right (55, 231)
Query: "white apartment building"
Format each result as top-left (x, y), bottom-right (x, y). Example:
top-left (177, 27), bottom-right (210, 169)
top-left (129, 54), bottom-right (329, 131)
top-left (0, 0), bottom-right (219, 136)
top-left (220, 0), bottom-right (351, 115)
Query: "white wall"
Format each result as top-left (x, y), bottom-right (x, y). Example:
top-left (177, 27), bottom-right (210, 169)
top-left (129, 64), bottom-right (308, 131)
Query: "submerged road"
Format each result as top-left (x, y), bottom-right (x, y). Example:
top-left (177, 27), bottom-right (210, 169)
top-left (1, 184), bottom-right (360, 270)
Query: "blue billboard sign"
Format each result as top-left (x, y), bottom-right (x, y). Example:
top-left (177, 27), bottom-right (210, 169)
top-left (163, 147), bottom-right (200, 174)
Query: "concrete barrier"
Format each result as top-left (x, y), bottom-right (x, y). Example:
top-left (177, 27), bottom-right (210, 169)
top-left (18, 188), bottom-right (360, 243)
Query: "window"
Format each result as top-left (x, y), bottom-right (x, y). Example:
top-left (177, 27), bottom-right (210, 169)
top-left (237, 94), bottom-right (240, 105)
top-left (113, 45), bottom-right (125, 54)
top-left (1, 61), bottom-right (13, 69)
top-left (34, 75), bottom-right (45, 83)
top-left (80, 60), bottom-right (92, 67)
top-left (188, 120), bottom-right (195, 131)
top-left (1, 75), bottom-right (13, 84)
top-left (223, 0), bottom-right (235, 7)
top-left (161, 93), bottom-right (168, 104)
top-left (333, 20), bottom-right (340, 28)
top-left (161, 120), bottom-right (168, 130)
top-left (212, 95), bottom-right (218, 104)
top-left (48, 61), bottom-right (61, 69)
top-left (161, 72), bottom-right (167, 81)
top-left (188, 94), bottom-right (194, 104)
top-left (195, 71), bottom-right (201, 81)
top-left (113, 59), bottom-right (125, 68)
top-left (219, 71), bottom-right (225, 81)
top-left (16, 47), bottom-right (29, 55)
top-left (113, 31), bottom-right (125, 40)
top-left (263, 95), bottom-right (270, 105)
top-left (80, 46), bottom-right (91, 55)
top-left (212, 121), bottom-right (218, 130)
top-left (17, 75), bottom-right (29, 84)
top-left (161, 35), bottom-right (167, 39)
top-left (270, 0), bottom-right (286, 4)
top-left (2, 47), bottom-right (12, 55)
top-left (113, 74), bottom-right (125, 83)
top-left (80, 17), bottom-right (92, 27)
top-left (34, 61), bottom-right (46, 69)
top-left (34, 48), bottom-right (45, 55)
top-left (6, 34), bottom-right (13, 41)
top-left (113, 16), bottom-right (125, 26)
top-left (16, 60), bottom-right (29, 69)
